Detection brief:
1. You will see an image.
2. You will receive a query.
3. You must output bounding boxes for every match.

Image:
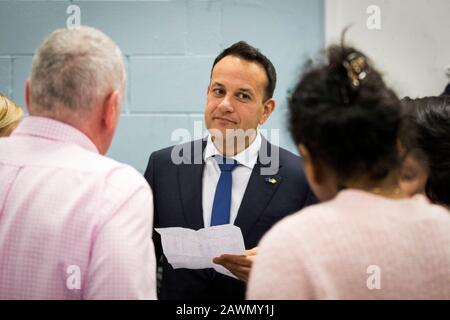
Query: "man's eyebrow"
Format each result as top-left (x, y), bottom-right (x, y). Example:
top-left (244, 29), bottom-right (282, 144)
top-left (237, 88), bottom-right (254, 95)
top-left (211, 83), bottom-right (255, 95)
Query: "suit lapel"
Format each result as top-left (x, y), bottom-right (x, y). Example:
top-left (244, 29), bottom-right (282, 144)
top-left (234, 138), bottom-right (283, 239)
top-left (178, 139), bottom-right (206, 230)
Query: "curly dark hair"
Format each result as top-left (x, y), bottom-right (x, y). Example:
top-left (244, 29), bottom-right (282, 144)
top-left (442, 83), bottom-right (450, 96)
top-left (288, 45), bottom-right (402, 186)
top-left (401, 96), bottom-right (450, 205)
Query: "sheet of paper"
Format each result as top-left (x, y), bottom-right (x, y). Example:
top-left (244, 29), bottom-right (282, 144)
top-left (155, 225), bottom-right (246, 278)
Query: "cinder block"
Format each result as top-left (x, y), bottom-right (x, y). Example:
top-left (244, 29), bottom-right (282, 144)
top-left (129, 56), bottom-right (214, 112)
top-left (0, 1), bottom-right (70, 54)
top-left (12, 56), bottom-right (33, 108)
top-left (73, 1), bottom-right (186, 55)
top-left (107, 114), bottom-right (194, 173)
top-left (222, 0), bottom-right (324, 103)
top-left (0, 58), bottom-right (12, 97)
top-left (187, 0), bottom-right (221, 55)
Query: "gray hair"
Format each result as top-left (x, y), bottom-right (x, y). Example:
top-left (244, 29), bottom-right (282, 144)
top-left (30, 26), bottom-right (125, 119)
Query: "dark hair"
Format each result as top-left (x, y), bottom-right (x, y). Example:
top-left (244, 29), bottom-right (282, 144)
top-left (211, 41), bottom-right (277, 101)
top-left (401, 96), bottom-right (450, 205)
top-left (441, 83), bottom-right (450, 96)
top-left (288, 45), bottom-right (401, 186)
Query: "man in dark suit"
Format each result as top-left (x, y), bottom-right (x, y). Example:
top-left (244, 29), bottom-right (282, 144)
top-left (144, 41), bottom-right (316, 300)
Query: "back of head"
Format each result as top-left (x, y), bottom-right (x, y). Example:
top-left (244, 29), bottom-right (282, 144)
top-left (211, 41), bottom-right (277, 101)
top-left (401, 96), bottom-right (450, 206)
top-left (29, 26), bottom-right (125, 123)
top-left (288, 45), bottom-right (401, 186)
top-left (0, 94), bottom-right (23, 137)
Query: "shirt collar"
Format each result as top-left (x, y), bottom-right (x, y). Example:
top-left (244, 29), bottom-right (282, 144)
top-left (204, 131), bottom-right (261, 169)
top-left (12, 116), bottom-right (99, 153)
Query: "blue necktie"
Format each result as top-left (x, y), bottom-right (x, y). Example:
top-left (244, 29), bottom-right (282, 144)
top-left (210, 156), bottom-right (239, 226)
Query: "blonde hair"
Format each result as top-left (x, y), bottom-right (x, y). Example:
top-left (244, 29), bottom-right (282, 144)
top-left (0, 94), bottom-right (23, 132)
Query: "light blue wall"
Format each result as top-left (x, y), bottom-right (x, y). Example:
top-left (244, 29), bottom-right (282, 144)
top-left (0, 0), bottom-right (324, 173)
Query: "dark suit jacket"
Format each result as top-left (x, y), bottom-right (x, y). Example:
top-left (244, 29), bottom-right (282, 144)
top-left (144, 138), bottom-right (316, 300)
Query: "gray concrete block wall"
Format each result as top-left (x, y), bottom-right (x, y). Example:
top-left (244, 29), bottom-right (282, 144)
top-left (129, 56), bottom-right (213, 112)
top-left (11, 56), bottom-right (32, 108)
top-left (0, 0), bottom-right (324, 173)
top-left (0, 58), bottom-right (12, 97)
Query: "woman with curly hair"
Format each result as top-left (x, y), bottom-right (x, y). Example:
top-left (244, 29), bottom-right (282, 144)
top-left (247, 45), bottom-right (450, 299)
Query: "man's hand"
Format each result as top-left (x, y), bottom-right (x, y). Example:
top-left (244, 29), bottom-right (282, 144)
top-left (213, 247), bottom-right (258, 282)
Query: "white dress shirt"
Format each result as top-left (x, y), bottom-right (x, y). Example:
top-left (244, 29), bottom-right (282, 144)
top-left (202, 132), bottom-right (261, 227)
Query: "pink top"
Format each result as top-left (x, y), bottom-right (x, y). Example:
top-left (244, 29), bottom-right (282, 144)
top-left (0, 117), bottom-right (156, 299)
top-left (247, 189), bottom-right (450, 299)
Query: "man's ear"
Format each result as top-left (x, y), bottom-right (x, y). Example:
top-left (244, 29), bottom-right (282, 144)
top-left (259, 98), bottom-right (275, 125)
top-left (299, 144), bottom-right (322, 185)
top-left (102, 90), bottom-right (120, 130)
top-left (25, 79), bottom-right (31, 113)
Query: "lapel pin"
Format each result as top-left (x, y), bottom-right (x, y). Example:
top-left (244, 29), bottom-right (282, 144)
top-left (265, 177), bottom-right (278, 185)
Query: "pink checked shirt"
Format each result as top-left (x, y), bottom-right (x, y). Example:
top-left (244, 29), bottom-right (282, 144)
top-left (0, 117), bottom-right (156, 299)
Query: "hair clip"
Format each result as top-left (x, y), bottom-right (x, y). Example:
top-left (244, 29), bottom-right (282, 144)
top-left (342, 52), bottom-right (368, 88)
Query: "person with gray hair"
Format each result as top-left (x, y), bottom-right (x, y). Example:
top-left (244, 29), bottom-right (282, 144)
top-left (0, 26), bottom-right (156, 299)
